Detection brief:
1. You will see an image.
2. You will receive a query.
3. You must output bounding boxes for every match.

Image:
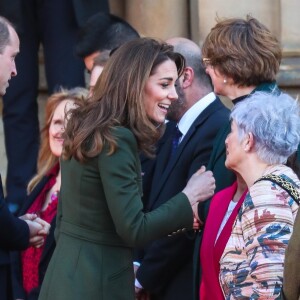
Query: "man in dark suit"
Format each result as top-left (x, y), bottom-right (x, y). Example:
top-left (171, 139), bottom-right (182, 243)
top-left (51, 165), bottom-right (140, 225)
top-left (0, 0), bottom-right (109, 213)
top-left (134, 37), bottom-right (230, 300)
top-left (0, 16), bottom-right (50, 300)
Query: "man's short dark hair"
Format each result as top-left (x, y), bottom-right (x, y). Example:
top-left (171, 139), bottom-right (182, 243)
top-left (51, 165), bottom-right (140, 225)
top-left (76, 12), bottom-right (139, 58)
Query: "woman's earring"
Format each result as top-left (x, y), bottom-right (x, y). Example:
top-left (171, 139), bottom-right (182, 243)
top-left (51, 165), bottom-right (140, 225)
top-left (223, 78), bottom-right (227, 84)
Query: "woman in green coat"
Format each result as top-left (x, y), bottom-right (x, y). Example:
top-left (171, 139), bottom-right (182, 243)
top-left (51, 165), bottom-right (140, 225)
top-left (38, 38), bottom-right (215, 300)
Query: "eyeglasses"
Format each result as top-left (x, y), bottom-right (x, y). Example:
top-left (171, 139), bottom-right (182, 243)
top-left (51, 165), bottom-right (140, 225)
top-left (202, 58), bottom-right (212, 68)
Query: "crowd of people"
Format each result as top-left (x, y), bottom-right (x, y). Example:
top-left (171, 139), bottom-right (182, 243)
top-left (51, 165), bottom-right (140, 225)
top-left (0, 6), bottom-right (299, 300)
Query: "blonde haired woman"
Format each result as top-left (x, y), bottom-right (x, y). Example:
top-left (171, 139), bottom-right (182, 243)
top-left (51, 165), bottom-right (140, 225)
top-left (11, 88), bottom-right (88, 300)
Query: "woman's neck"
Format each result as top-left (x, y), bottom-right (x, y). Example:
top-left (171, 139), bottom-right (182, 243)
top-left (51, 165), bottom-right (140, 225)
top-left (233, 175), bottom-right (247, 202)
top-left (241, 160), bottom-right (271, 189)
top-left (227, 85), bottom-right (257, 100)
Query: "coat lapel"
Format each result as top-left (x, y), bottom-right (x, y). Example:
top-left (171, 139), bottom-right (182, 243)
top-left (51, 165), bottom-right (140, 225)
top-left (209, 121), bottom-right (231, 168)
top-left (145, 123), bottom-right (175, 210)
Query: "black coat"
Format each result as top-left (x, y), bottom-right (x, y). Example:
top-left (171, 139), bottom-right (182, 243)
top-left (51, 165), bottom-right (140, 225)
top-left (137, 98), bottom-right (229, 300)
top-left (0, 0), bottom-right (109, 31)
top-left (10, 175), bottom-right (56, 300)
top-left (0, 176), bottom-right (29, 300)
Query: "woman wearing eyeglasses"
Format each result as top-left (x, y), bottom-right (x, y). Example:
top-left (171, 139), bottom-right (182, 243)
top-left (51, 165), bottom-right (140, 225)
top-left (201, 15), bottom-right (282, 194)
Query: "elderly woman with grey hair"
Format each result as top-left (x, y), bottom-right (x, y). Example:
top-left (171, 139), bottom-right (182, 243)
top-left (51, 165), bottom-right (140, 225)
top-left (199, 92), bottom-right (300, 300)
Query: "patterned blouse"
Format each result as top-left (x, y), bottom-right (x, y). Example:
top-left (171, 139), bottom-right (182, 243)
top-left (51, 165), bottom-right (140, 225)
top-left (219, 164), bottom-right (299, 299)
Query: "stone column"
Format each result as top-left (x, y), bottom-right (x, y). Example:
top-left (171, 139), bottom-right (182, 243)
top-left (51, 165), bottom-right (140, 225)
top-left (280, 0), bottom-right (300, 55)
top-left (277, 0), bottom-right (300, 91)
top-left (193, 0), bottom-right (280, 46)
top-left (109, 0), bottom-right (126, 18)
top-left (123, 0), bottom-right (189, 40)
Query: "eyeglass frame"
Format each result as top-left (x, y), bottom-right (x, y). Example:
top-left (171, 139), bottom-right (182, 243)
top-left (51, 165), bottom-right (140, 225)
top-left (202, 57), bottom-right (212, 68)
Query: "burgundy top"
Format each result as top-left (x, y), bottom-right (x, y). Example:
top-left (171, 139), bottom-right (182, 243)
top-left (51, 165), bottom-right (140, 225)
top-left (21, 163), bottom-right (59, 295)
top-left (199, 181), bottom-right (247, 299)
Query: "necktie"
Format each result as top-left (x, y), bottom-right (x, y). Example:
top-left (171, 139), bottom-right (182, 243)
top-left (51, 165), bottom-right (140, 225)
top-left (171, 126), bottom-right (182, 156)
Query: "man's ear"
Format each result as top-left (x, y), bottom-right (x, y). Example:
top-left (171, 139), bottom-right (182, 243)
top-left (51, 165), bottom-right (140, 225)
top-left (244, 132), bottom-right (254, 152)
top-left (182, 67), bottom-right (194, 88)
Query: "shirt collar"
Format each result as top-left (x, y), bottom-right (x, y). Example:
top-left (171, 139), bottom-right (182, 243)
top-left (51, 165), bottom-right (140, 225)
top-left (178, 92), bottom-right (216, 136)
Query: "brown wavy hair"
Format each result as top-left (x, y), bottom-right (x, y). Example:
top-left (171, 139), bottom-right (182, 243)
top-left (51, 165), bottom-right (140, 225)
top-left (202, 15), bottom-right (282, 86)
top-left (62, 38), bottom-right (185, 162)
top-left (27, 87), bottom-right (88, 192)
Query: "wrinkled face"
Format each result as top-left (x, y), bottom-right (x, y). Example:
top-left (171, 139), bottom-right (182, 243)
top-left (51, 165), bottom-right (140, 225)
top-left (0, 26), bottom-right (19, 96)
top-left (49, 100), bottom-right (76, 157)
top-left (144, 59), bottom-right (179, 124)
top-left (225, 120), bottom-right (244, 171)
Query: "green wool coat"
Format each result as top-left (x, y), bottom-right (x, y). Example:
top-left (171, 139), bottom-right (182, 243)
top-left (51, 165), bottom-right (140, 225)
top-left (38, 127), bottom-right (193, 300)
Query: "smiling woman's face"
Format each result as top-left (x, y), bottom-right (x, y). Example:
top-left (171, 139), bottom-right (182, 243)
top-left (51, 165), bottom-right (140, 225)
top-left (49, 100), bottom-right (75, 157)
top-left (143, 59), bottom-right (179, 124)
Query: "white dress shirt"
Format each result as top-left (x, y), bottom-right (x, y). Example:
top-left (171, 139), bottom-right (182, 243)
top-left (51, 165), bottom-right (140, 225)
top-left (177, 92), bottom-right (216, 143)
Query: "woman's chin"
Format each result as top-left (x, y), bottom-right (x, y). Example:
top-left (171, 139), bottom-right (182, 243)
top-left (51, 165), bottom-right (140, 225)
top-left (225, 160), bottom-right (232, 170)
top-left (150, 118), bottom-right (164, 128)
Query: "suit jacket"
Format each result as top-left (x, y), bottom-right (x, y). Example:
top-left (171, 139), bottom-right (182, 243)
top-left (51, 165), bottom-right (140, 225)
top-left (139, 124), bottom-right (174, 209)
top-left (10, 175), bottom-right (57, 300)
top-left (0, 176), bottom-right (29, 300)
top-left (136, 98), bottom-right (229, 300)
top-left (39, 127), bottom-right (193, 300)
top-left (0, 0), bottom-right (109, 31)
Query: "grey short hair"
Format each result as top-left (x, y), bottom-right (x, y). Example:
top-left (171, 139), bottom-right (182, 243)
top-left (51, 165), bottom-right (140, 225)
top-left (0, 16), bottom-right (14, 53)
top-left (0, 16), bottom-right (10, 53)
top-left (230, 92), bottom-right (300, 164)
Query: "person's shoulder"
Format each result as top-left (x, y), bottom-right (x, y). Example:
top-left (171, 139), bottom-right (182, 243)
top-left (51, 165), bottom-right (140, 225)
top-left (248, 165), bottom-right (300, 207)
top-left (113, 126), bottom-right (135, 141)
top-left (112, 127), bottom-right (138, 152)
top-left (214, 97), bottom-right (231, 115)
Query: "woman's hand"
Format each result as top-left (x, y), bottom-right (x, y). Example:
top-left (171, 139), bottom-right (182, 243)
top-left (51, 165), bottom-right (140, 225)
top-left (34, 217), bottom-right (51, 236)
top-left (19, 213), bottom-right (38, 222)
top-left (182, 166), bottom-right (215, 207)
top-left (193, 216), bottom-right (201, 230)
top-left (19, 214), bottom-right (51, 248)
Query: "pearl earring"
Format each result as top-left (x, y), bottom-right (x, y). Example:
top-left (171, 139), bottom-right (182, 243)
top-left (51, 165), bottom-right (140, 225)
top-left (223, 78), bottom-right (227, 84)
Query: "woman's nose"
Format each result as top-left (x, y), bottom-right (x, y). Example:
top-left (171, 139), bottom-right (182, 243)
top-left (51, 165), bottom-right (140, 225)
top-left (168, 86), bottom-right (178, 101)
